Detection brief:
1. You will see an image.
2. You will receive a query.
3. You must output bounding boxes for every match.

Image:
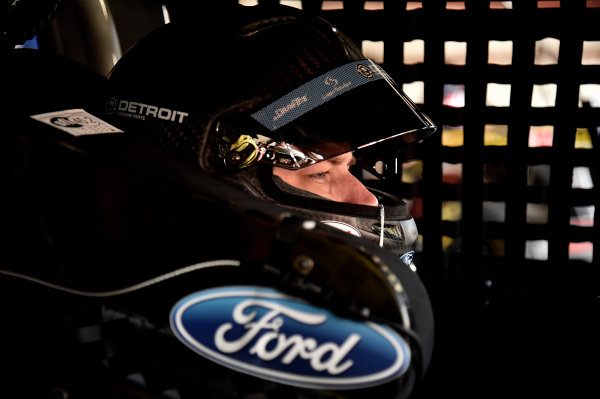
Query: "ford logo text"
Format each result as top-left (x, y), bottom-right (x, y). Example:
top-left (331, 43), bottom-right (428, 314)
top-left (170, 286), bottom-right (411, 390)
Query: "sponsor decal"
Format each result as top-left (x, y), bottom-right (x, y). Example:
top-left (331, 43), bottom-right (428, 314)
top-left (324, 76), bottom-right (338, 86)
top-left (252, 60), bottom-right (385, 131)
top-left (171, 286), bottom-right (411, 389)
top-left (273, 95), bottom-right (308, 122)
top-left (106, 97), bottom-right (189, 123)
top-left (356, 63), bottom-right (374, 79)
top-left (321, 221), bottom-right (362, 237)
top-left (321, 79), bottom-right (352, 101)
top-left (30, 109), bottom-right (123, 136)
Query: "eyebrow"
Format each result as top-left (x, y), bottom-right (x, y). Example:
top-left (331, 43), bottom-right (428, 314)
top-left (328, 153), bottom-right (357, 167)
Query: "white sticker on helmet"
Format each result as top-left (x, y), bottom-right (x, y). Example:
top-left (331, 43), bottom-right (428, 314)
top-left (30, 109), bottom-right (123, 136)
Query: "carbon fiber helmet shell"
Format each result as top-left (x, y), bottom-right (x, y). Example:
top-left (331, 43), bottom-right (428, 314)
top-left (107, 5), bottom-right (367, 168)
top-left (107, 4), bottom-right (435, 260)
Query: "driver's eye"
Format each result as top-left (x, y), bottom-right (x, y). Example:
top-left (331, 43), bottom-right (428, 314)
top-left (309, 171), bottom-right (329, 181)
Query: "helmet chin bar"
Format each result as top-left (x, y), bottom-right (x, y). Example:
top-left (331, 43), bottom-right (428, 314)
top-left (260, 169), bottom-right (419, 262)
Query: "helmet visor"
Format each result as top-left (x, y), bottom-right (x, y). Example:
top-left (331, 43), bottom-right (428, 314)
top-left (250, 60), bottom-right (436, 169)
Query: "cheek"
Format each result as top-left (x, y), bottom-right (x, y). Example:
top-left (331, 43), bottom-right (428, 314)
top-left (272, 167), bottom-right (295, 184)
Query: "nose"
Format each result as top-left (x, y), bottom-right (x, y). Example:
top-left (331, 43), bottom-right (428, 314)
top-left (337, 173), bottom-right (379, 206)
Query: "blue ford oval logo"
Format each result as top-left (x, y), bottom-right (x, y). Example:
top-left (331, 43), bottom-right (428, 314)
top-left (170, 286), bottom-right (411, 390)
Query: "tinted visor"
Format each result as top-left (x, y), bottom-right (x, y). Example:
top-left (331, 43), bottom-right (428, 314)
top-left (251, 60), bottom-right (436, 169)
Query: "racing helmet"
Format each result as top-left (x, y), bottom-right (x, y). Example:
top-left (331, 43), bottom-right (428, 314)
top-left (107, 4), bottom-right (436, 261)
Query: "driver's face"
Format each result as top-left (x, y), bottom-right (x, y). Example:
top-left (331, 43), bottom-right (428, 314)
top-left (272, 152), bottom-right (379, 206)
